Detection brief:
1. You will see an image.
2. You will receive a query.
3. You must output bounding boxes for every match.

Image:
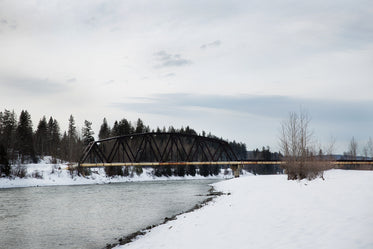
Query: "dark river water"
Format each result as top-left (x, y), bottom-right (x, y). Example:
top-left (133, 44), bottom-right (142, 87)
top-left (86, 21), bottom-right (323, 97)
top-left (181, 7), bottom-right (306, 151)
top-left (0, 179), bottom-right (219, 249)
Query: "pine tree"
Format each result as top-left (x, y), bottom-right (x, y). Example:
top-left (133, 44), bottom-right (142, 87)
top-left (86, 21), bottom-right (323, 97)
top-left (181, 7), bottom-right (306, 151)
top-left (0, 144), bottom-right (10, 176)
top-left (135, 118), bottom-right (145, 134)
top-left (67, 115), bottom-right (78, 161)
top-left (0, 110), bottom-right (17, 161)
top-left (48, 117), bottom-right (61, 160)
top-left (82, 120), bottom-right (94, 146)
top-left (35, 116), bottom-right (48, 157)
top-left (98, 118), bottom-right (111, 139)
top-left (0, 111), bottom-right (3, 139)
top-left (15, 110), bottom-right (36, 163)
top-left (60, 131), bottom-right (69, 161)
top-left (111, 118), bottom-right (133, 136)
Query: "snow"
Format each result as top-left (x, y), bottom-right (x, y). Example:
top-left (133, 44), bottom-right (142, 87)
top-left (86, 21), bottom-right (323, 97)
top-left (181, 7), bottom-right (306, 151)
top-left (0, 157), bottom-right (237, 188)
top-left (116, 170), bottom-right (373, 249)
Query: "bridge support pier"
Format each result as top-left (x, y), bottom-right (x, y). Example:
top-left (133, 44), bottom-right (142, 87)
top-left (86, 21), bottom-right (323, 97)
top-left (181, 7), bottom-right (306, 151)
top-left (231, 164), bottom-right (241, 178)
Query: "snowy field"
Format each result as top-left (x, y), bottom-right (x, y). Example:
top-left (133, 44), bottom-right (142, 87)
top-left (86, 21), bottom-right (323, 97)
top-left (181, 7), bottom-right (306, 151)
top-left (0, 158), bottom-right (235, 188)
top-left (116, 170), bottom-right (373, 249)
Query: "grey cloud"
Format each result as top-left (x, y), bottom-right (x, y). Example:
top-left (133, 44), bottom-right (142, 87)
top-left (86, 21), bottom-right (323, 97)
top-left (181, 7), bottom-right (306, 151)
top-left (1, 76), bottom-right (69, 96)
top-left (112, 93), bottom-right (373, 136)
top-left (0, 18), bottom-right (16, 30)
top-left (111, 94), bottom-right (373, 152)
top-left (201, 40), bottom-right (221, 49)
top-left (164, 73), bottom-right (175, 77)
top-left (154, 50), bottom-right (192, 68)
top-left (66, 78), bottom-right (76, 83)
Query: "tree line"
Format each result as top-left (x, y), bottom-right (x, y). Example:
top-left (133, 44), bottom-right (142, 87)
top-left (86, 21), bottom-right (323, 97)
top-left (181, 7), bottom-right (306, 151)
top-left (0, 109), bottom-right (247, 177)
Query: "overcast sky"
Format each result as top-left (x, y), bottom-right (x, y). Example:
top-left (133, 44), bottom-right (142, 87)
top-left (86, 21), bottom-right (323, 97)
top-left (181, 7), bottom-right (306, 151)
top-left (1, 0), bottom-right (372, 154)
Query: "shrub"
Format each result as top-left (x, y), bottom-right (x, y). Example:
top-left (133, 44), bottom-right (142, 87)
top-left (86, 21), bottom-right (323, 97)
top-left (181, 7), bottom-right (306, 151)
top-left (279, 110), bottom-right (333, 180)
top-left (283, 158), bottom-right (332, 180)
top-left (32, 170), bottom-right (43, 179)
top-left (12, 163), bottom-right (27, 178)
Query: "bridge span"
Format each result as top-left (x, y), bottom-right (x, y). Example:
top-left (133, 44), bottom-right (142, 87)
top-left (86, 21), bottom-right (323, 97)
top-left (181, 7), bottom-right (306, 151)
top-left (78, 132), bottom-right (373, 175)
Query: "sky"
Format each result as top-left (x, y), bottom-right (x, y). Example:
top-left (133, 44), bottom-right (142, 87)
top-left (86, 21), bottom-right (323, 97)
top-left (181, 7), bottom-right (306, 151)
top-left (1, 0), bottom-right (372, 154)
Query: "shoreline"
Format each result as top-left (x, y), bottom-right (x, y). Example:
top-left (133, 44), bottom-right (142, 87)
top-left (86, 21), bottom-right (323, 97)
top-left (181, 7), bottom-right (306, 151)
top-left (105, 185), bottom-right (230, 249)
top-left (0, 174), bottom-right (232, 189)
top-left (0, 160), bottom-right (238, 189)
top-left (113, 170), bottom-right (373, 249)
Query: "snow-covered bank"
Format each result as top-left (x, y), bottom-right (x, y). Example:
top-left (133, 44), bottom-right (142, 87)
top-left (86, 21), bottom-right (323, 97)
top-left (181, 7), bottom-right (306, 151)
top-left (116, 170), bottom-right (373, 249)
top-left (0, 159), bottom-right (240, 188)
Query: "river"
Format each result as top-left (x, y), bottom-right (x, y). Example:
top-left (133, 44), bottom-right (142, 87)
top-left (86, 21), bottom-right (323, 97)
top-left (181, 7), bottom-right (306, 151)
top-left (0, 179), bottom-right (219, 249)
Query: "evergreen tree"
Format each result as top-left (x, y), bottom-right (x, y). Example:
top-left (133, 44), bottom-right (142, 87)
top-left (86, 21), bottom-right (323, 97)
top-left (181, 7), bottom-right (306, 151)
top-left (48, 117), bottom-right (61, 160)
top-left (0, 110), bottom-right (17, 161)
top-left (168, 126), bottom-right (176, 133)
top-left (112, 121), bottom-right (119, 137)
top-left (0, 111), bottom-right (3, 138)
top-left (107, 119), bottom-right (134, 176)
top-left (60, 131), bottom-right (69, 161)
top-left (111, 118), bottom-right (133, 136)
top-left (0, 144), bottom-right (10, 176)
top-left (67, 115), bottom-right (78, 161)
top-left (35, 116), bottom-right (48, 157)
top-left (135, 118), bottom-right (145, 134)
top-left (98, 118), bottom-right (111, 140)
top-left (82, 120), bottom-right (95, 146)
top-left (15, 110), bottom-right (36, 163)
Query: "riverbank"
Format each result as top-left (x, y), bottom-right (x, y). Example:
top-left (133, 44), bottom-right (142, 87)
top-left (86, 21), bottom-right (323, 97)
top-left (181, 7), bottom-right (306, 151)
top-left (115, 170), bottom-right (373, 249)
top-left (0, 158), bottom-right (240, 188)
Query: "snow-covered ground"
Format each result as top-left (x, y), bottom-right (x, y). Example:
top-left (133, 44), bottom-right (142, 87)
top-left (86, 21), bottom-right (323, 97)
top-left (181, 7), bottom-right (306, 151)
top-left (116, 170), bottom-right (373, 249)
top-left (0, 158), bottom-right (237, 188)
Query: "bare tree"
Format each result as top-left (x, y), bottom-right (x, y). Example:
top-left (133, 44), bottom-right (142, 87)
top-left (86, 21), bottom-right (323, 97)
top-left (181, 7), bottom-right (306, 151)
top-left (361, 137), bottom-right (373, 160)
top-left (280, 110), bottom-right (330, 180)
top-left (280, 111), bottom-right (313, 163)
top-left (324, 136), bottom-right (336, 159)
top-left (348, 137), bottom-right (358, 160)
top-left (367, 137), bottom-right (373, 158)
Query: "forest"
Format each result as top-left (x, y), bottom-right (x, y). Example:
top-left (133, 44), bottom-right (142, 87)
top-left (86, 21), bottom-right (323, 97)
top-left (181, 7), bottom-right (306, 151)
top-left (0, 109), bottom-right (247, 177)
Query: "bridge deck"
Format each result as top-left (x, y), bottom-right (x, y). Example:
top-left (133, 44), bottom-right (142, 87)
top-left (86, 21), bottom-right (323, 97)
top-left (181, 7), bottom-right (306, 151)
top-left (78, 161), bottom-right (373, 168)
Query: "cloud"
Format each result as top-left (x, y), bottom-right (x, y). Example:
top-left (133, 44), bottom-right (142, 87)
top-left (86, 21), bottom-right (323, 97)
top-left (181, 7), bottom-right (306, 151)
top-left (112, 94), bottom-right (373, 143)
top-left (164, 73), bottom-right (175, 77)
top-left (0, 17), bottom-right (17, 30)
top-left (200, 40), bottom-right (221, 49)
top-left (154, 50), bottom-right (192, 68)
top-left (113, 94), bottom-right (371, 120)
top-left (1, 75), bottom-right (69, 96)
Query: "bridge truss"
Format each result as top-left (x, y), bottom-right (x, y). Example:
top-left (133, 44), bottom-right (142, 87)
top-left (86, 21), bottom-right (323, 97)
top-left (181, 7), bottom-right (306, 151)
top-left (79, 132), bottom-right (240, 167)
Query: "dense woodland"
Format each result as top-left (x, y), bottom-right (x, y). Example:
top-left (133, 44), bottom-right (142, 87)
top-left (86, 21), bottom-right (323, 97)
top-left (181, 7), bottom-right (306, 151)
top-left (0, 109), bottom-right (247, 177)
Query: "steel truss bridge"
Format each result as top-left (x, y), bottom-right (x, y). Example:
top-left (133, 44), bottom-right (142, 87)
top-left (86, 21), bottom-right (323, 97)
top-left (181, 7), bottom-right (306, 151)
top-left (78, 132), bottom-right (373, 174)
top-left (79, 132), bottom-right (243, 167)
